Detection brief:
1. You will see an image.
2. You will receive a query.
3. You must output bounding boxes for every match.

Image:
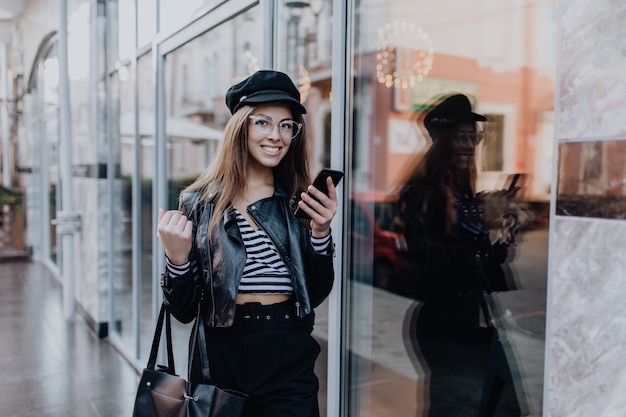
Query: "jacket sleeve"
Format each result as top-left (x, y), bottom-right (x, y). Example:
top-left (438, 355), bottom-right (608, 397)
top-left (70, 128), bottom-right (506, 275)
top-left (161, 192), bottom-right (203, 323)
top-left (302, 227), bottom-right (335, 309)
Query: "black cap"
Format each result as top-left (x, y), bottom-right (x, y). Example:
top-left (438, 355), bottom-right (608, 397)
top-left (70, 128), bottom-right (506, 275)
top-left (423, 94), bottom-right (486, 134)
top-left (225, 70), bottom-right (307, 115)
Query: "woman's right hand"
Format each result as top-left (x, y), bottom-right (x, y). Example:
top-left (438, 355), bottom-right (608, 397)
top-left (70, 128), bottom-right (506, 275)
top-left (157, 208), bottom-right (193, 265)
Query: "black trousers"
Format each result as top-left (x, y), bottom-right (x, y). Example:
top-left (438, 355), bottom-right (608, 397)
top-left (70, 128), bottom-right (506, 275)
top-left (204, 300), bottom-right (321, 417)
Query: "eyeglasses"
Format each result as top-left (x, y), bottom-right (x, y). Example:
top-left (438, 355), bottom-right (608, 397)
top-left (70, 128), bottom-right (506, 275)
top-left (248, 115), bottom-right (302, 140)
top-left (455, 130), bottom-right (484, 142)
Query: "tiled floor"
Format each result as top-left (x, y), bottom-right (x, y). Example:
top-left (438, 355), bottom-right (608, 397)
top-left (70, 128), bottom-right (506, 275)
top-left (0, 259), bottom-right (139, 417)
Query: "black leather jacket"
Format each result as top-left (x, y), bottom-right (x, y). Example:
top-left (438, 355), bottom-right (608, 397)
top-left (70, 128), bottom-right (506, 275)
top-left (161, 186), bottom-right (335, 327)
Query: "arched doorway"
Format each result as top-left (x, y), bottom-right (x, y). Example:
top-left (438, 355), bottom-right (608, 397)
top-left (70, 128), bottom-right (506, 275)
top-left (24, 34), bottom-right (61, 272)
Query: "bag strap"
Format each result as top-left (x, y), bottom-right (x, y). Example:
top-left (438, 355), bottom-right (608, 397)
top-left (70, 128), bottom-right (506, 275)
top-left (188, 301), bottom-right (214, 383)
top-left (188, 201), bottom-right (215, 385)
top-left (147, 302), bottom-right (176, 375)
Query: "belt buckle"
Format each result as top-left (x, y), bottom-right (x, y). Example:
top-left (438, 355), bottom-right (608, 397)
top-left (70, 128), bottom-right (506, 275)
top-left (243, 303), bottom-right (262, 330)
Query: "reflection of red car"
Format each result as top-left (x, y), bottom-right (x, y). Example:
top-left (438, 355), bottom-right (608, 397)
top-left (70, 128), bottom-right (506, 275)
top-left (350, 191), bottom-right (405, 290)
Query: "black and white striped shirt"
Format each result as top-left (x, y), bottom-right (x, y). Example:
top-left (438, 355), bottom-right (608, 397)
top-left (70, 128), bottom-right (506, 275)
top-left (165, 208), bottom-right (332, 295)
top-left (234, 209), bottom-right (293, 294)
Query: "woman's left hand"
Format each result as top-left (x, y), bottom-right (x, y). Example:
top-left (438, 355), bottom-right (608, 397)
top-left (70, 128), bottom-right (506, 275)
top-left (297, 176), bottom-right (338, 237)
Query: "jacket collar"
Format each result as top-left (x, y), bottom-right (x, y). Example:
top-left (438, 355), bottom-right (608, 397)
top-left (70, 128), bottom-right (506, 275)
top-left (207, 181), bottom-right (291, 200)
top-left (217, 183), bottom-right (292, 225)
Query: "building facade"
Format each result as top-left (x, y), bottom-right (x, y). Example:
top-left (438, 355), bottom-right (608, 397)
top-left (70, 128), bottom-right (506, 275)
top-left (1, 0), bottom-right (625, 415)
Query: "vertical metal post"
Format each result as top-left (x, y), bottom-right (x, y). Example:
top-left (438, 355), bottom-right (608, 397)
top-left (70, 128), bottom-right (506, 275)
top-left (0, 42), bottom-right (10, 186)
top-left (153, 48), bottom-right (165, 336)
top-left (104, 0), bottom-right (116, 342)
top-left (39, 89), bottom-right (51, 261)
top-left (262, 0), bottom-right (276, 68)
top-left (327, 0), bottom-right (351, 414)
top-left (57, 0), bottom-right (80, 320)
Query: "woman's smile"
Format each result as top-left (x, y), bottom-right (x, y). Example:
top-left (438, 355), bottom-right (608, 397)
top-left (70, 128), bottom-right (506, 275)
top-left (261, 145), bottom-right (282, 154)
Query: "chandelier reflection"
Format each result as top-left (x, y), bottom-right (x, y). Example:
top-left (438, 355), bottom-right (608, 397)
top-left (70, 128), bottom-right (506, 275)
top-left (232, 50), bottom-right (261, 84)
top-left (376, 21), bottom-right (434, 89)
top-left (244, 50), bottom-right (260, 75)
top-left (297, 64), bottom-right (311, 104)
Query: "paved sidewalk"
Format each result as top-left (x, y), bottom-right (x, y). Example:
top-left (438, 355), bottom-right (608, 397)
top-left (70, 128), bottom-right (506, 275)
top-left (0, 260), bottom-right (139, 417)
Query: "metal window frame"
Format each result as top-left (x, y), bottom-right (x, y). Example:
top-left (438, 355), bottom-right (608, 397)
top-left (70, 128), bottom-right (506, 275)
top-left (104, 2), bottom-right (353, 414)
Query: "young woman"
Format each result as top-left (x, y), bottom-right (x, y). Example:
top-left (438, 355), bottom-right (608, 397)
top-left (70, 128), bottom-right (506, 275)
top-left (157, 70), bottom-right (337, 417)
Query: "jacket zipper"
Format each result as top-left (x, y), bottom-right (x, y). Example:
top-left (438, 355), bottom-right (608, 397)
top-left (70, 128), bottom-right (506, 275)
top-left (202, 204), bottom-right (216, 326)
top-left (205, 267), bottom-right (216, 326)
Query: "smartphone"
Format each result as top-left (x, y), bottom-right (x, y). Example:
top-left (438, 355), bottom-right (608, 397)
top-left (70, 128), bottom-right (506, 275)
top-left (504, 173), bottom-right (522, 191)
top-left (294, 168), bottom-right (344, 219)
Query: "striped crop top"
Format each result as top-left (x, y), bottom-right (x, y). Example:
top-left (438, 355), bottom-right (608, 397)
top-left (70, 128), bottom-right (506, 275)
top-left (165, 207), bottom-right (332, 295)
top-left (234, 209), bottom-right (292, 294)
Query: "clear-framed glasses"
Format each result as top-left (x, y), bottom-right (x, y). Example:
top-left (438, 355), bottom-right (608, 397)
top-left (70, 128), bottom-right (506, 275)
top-left (455, 130), bottom-right (484, 142)
top-left (248, 115), bottom-right (302, 140)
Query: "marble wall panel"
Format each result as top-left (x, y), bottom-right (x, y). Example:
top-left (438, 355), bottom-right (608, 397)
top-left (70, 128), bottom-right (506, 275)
top-left (551, 2), bottom-right (626, 416)
top-left (557, 0), bottom-right (626, 140)
top-left (547, 217), bottom-right (626, 416)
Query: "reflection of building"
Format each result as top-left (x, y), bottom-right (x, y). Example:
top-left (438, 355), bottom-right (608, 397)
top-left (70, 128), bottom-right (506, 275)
top-left (1, 1), bottom-right (626, 416)
top-left (118, 111), bottom-right (222, 179)
top-left (357, 49), bottom-right (555, 199)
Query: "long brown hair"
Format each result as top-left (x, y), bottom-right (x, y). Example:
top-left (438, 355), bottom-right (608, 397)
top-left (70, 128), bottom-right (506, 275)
top-left (182, 104), bottom-right (311, 235)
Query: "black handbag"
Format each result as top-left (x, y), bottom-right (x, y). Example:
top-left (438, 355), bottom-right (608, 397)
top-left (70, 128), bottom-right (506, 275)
top-left (132, 301), bottom-right (247, 417)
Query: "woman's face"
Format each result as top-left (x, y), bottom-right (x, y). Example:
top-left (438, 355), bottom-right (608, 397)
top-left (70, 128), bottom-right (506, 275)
top-left (450, 122), bottom-right (480, 171)
top-left (246, 104), bottom-right (295, 171)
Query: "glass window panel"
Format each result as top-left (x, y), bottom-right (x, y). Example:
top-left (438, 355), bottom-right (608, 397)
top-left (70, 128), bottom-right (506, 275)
top-left (111, 64), bottom-right (134, 349)
top-left (163, 5), bottom-right (263, 373)
top-left (41, 46), bottom-right (60, 266)
top-left (137, 0), bottom-right (156, 47)
top-left (556, 140), bottom-right (626, 220)
top-left (347, 1), bottom-right (556, 415)
top-left (275, 3), bottom-right (334, 416)
top-left (273, 0), bottom-right (335, 174)
top-left (158, 0), bottom-right (221, 36)
top-left (482, 114), bottom-right (505, 172)
top-left (137, 52), bottom-right (155, 361)
top-left (117, 0), bottom-right (135, 60)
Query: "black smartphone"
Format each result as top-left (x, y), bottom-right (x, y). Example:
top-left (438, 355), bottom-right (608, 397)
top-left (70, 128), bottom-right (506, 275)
top-left (504, 173), bottom-right (522, 191)
top-left (294, 168), bottom-right (344, 219)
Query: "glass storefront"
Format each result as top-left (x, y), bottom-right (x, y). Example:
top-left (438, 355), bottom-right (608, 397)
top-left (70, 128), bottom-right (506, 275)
top-left (24, 40), bottom-right (60, 268)
top-left (16, 0), bottom-right (555, 415)
top-left (137, 51), bottom-right (156, 360)
top-left (111, 61), bottom-right (133, 350)
top-left (345, 1), bottom-right (555, 415)
top-left (109, 49), bottom-right (159, 362)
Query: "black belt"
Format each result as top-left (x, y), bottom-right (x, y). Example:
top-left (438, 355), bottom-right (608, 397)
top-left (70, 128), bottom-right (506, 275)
top-left (232, 300), bottom-right (314, 329)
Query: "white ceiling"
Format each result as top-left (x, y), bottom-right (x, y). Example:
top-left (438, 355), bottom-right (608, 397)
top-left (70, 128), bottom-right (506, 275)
top-left (0, 0), bottom-right (28, 44)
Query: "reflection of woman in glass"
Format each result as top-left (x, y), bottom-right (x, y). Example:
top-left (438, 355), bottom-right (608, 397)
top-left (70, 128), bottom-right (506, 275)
top-left (395, 94), bottom-right (520, 416)
top-left (157, 70), bottom-right (337, 417)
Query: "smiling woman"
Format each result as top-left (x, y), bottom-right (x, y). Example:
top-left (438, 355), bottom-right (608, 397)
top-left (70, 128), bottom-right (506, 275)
top-left (157, 70), bottom-right (338, 417)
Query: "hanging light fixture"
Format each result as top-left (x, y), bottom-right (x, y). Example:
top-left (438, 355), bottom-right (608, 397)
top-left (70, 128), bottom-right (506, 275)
top-left (376, 21), bottom-right (434, 89)
top-left (297, 64), bottom-right (311, 103)
top-left (231, 50), bottom-right (260, 84)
